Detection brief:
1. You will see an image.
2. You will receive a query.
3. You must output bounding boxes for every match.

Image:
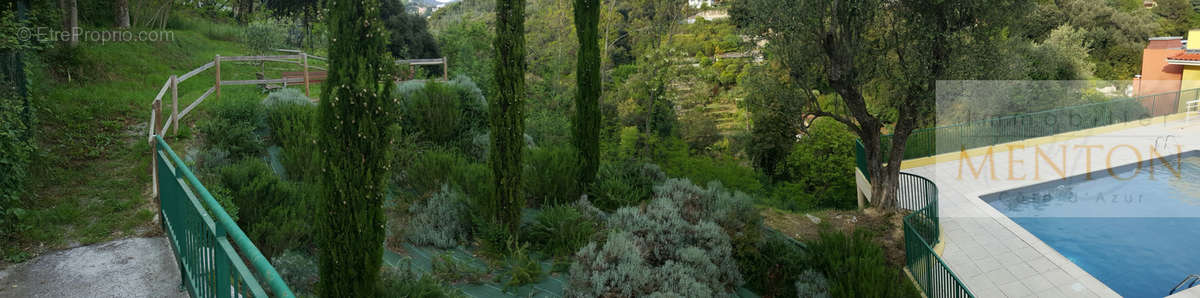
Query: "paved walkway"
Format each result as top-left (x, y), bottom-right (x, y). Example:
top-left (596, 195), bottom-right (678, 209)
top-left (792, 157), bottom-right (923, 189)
top-left (0, 237), bottom-right (186, 298)
top-left (902, 119), bottom-right (1200, 298)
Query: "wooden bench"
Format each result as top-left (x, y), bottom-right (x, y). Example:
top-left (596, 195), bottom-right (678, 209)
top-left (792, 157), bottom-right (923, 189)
top-left (281, 71), bottom-right (327, 84)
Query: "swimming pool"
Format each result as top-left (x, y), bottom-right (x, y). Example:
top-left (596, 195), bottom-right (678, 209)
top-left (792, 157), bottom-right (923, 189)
top-left (983, 151), bottom-right (1200, 298)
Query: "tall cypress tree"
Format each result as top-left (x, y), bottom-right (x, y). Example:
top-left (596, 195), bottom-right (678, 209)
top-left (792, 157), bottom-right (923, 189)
top-left (572, 0), bottom-right (601, 189)
top-left (315, 0), bottom-right (392, 295)
top-left (490, 0), bottom-right (526, 235)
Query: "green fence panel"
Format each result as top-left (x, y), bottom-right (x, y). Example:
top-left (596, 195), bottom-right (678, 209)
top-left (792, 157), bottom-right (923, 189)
top-left (898, 173), bottom-right (972, 298)
top-left (156, 135), bottom-right (294, 297)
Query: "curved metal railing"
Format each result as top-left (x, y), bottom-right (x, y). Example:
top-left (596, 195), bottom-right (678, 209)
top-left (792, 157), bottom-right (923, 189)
top-left (1170, 274), bottom-right (1200, 295)
top-left (899, 172), bottom-right (973, 298)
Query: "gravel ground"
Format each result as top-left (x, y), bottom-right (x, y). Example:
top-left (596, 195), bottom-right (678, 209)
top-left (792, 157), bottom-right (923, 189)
top-left (0, 237), bottom-right (186, 298)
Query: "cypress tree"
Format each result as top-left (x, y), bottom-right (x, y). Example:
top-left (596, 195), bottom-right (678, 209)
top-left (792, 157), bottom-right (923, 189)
top-left (315, 0), bottom-right (392, 295)
top-left (490, 0), bottom-right (527, 235)
top-left (572, 0), bottom-right (601, 189)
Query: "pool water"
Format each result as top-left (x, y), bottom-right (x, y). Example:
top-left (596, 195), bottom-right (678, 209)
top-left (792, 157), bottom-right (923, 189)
top-left (983, 151), bottom-right (1200, 298)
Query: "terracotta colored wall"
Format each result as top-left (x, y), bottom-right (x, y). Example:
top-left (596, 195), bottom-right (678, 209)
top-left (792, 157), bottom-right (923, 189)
top-left (1137, 48), bottom-right (1183, 96)
top-left (1137, 37), bottom-right (1184, 115)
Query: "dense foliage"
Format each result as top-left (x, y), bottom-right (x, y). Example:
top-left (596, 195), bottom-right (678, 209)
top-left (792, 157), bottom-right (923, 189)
top-left (19, 0), bottom-right (1200, 296)
top-left (263, 89), bottom-right (318, 181)
top-left (523, 204), bottom-right (597, 259)
top-left (590, 161), bottom-right (665, 211)
top-left (396, 148), bottom-right (492, 201)
top-left (381, 0), bottom-right (441, 60)
top-left (393, 78), bottom-right (488, 152)
top-left (488, 0), bottom-right (527, 237)
top-left (272, 250), bottom-right (320, 295)
top-left (0, 10), bottom-right (32, 237)
top-left (216, 158), bottom-right (315, 259)
top-left (523, 145), bottom-right (582, 206)
top-left (738, 231), bottom-right (812, 297)
top-left (807, 229), bottom-right (920, 298)
top-left (770, 118), bottom-right (858, 211)
top-left (379, 257), bottom-right (466, 297)
top-left (572, 0), bottom-right (601, 189)
top-left (198, 94), bottom-right (267, 160)
top-left (316, 0), bottom-right (395, 294)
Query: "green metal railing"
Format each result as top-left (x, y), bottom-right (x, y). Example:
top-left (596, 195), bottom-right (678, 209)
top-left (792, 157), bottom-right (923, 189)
top-left (854, 89), bottom-right (1197, 298)
top-left (899, 173), bottom-right (972, 298)
top-left (155, 135), bottom-right (294, 297)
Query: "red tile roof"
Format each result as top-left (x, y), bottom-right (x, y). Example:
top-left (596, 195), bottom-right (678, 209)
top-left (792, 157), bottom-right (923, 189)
top-left (1168, 52), bottom-right (1200, 61)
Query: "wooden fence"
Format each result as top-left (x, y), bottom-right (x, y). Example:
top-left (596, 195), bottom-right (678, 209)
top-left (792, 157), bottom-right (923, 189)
top-left (147, 51), bottom-right (449, 196)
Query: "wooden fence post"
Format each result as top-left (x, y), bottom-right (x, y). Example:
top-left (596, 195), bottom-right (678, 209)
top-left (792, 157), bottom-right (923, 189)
top-left (302, 52), bottom-right (311, 97)
top-left (442, 57), bottom-right (448, 81)
top-left (171, 75), bottom-right (178, 135)
top-left (151, 99), bottom-right (161, 197)
top-left (214, 55), bottom-right (221, 100)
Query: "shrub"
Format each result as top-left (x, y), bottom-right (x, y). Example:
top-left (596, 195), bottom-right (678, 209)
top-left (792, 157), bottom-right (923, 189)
top-left (205, 183), bottom-right (240, 222)
top-left (679, 108), bottom-right (721, 152)
top-left (378, 258), bottom-right (465, 297)
top-left (272, 250), bottom-right (320, 295)
top-left (0, 64), bottom-right (33, 237)
top-left (524, 205), bottom-right (597, 259)
top-left (262, 88), bottom-right (312, 108)
top-left (244, 19), bottom-right (290, 54)
top-left (501, 243), bottom-right (543, 291)
top-left (654, 137), bottom-right (764, 194)
top-left (773, 118), bottom-right (857, 210)
top-left (194, 148), bottom-right (233, 171)
top-left (198, 97), bottom-right (266, 160)
top-left (590, 161), bottom-right (665, 211)
top-left (526, 110), bottom-right (570, 146)
top-left (738, 230), bottom-right (810, 297)
top-left (523, 145), bottom-right (581, 207)
top-left (430, 253), bottom-right (487, 284)
top-left (470, 217), bottom-right (512, 265)
top-left (652, 179), bottom-right (762, 253)
top-left (794, 269), bottom-right (831, 298)
top-left (406, 185), bottom-right (470, 248)
top-left (264, 91), bottom-right (318, 181)
top-left (567, 196), bottom-right (743, 297)
top-left (216, 159), bottom-right (314, 259)
top-left (807, 229), bottom-right (919, 298)
top-left (398, 149), bottom-right (492, 201)
top-left (394, 78), bottom-right (488, 149)
top-left (573, 196), bottom-right (607, 222)
top-left (760, 182), bottom-right (819, 212)
top-left (566, 232), bottom-right (651, 297)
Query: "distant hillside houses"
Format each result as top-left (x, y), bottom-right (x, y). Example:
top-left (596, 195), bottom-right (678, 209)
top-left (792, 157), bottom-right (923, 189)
top-left (688, 0), bottom-right (715, 8)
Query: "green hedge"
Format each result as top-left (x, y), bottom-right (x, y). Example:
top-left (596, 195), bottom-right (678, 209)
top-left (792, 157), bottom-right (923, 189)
top-left (0, 44), bottom-right (33, 237)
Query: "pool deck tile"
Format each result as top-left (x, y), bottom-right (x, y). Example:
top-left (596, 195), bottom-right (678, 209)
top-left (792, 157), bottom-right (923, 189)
top-left (1170, 286), bottom-right (1200, 298)
top-left (902, 119), bottom-right (1200, 298)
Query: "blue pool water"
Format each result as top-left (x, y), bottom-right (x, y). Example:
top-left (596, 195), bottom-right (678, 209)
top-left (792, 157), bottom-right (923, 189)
top-left (983, 151), bottom-right (1200, 298)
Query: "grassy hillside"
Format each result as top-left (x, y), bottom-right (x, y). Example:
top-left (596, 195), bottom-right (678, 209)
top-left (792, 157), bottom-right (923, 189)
top-left (3, 15), bottom-right (289, 263)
